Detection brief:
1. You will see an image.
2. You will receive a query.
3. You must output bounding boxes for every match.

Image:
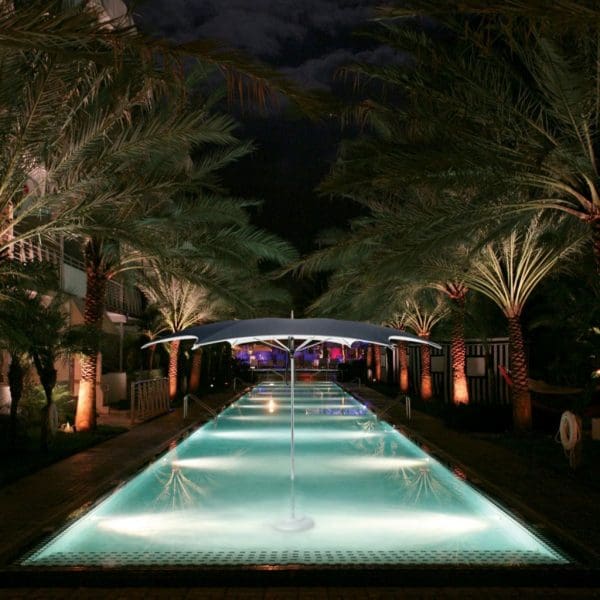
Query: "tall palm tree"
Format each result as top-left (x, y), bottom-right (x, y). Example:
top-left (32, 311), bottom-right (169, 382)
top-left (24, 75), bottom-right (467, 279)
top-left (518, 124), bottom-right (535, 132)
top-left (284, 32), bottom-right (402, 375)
top-left (400, 291), bottom-right (448, 401)
top-left (138, 272), bottom-right (224, 402)
top-left (457, 217), bottom-right (586, 430)
top-left (334, 6), bottom-right (600, 276)
top-left (66, 57), bottom-right (297, 430)
top-left (293, 193), bottom-right (470, 404)
top-left (386, 314), bottom-right (410, 393)
top-left (434, 281), bottom-right (470, 405)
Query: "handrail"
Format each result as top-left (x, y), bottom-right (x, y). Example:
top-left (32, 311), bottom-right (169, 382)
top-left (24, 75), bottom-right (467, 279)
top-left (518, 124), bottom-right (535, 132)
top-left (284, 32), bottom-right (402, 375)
top-left (374, 400), bottom-right (395, 421)
top-left (183, 393), bottom-right (218, 420)
top-left (232, 377), bottom-right (250, 392)
top-left (373, 396), bottom-right (411, 422)
top-left (349, 377), bottom-right (361, 388)
top-left (257, 369), bottom-right (285, 382)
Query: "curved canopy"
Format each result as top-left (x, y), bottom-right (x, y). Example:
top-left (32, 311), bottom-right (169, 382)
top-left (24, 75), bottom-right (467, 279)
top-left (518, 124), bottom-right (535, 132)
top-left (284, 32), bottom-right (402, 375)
top-left (143, 317), bottom-right (440, 352)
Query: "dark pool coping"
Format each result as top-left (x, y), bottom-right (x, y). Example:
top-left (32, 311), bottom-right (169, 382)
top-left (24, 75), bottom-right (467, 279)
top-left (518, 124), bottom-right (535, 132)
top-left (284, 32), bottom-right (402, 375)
top-left (1, 562), bottom-right (598, 589)
top-left (2, 383), bottom-right (599, 588)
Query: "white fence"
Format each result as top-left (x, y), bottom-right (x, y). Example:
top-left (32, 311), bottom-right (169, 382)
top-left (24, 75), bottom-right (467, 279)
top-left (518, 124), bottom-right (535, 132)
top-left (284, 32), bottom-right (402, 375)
top-left (130, 378), bottom-right (170, 425)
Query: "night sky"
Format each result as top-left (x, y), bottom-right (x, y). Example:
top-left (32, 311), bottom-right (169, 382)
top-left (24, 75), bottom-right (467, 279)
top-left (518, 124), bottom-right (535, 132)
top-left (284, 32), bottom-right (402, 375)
top-left (133, 1), bottom-right (381, 255)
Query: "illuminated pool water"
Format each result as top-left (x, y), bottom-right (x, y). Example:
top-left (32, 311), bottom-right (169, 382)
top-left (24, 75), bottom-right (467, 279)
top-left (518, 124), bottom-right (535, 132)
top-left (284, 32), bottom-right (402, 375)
top-left (23, 382), bottom-right (568, 567)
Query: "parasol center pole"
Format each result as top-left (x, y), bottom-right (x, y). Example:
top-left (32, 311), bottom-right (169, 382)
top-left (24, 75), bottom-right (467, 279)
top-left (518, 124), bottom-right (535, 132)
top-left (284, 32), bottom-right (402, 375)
top-left (289, 337), bottom-right (295, 482)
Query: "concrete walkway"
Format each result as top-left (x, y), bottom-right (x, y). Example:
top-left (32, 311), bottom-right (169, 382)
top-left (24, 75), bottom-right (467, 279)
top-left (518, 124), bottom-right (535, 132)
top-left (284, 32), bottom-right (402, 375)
top-left (0, 385), bottom-right (599, 597)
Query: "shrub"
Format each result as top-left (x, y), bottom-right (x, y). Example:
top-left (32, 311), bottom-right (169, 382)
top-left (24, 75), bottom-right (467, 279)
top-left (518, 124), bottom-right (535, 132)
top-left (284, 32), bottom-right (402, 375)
top-left (442, 403), bottom-right (512, 433)
top-left (19, 384), bottom-right (75, 426)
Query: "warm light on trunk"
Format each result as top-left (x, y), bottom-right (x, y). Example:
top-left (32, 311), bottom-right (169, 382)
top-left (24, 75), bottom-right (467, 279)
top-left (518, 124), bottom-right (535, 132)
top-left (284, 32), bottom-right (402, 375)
top-left (75, 254), bottom-right (106, 432)
top-left (451, 296), bottom-right (469, 405)
top-left (168, 340), bottom-right (181, 401)
top-left (374, 345), bottom-right (382, 381)
top-left (453, 376), bottom-right (469, 405)
top-left (420, 338), bottom-right (432, 401)
top-left (188, 349), bottom-right (202, 393)
top-left (398, 343), bottom-right (409, 393)
top-left (75, 379), bottom-right (96, 431)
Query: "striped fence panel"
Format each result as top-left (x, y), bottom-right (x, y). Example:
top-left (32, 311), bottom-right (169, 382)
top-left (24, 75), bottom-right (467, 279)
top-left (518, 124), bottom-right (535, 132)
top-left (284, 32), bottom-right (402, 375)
top-left (407, 339), bottom-right (511, 404)
top-left (130, 377), bottom-right (170, 425)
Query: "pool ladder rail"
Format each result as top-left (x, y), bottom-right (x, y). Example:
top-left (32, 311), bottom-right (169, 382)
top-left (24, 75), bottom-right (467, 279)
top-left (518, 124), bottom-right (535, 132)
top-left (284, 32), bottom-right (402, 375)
top-left (182, 393), bottom-right (219, 421)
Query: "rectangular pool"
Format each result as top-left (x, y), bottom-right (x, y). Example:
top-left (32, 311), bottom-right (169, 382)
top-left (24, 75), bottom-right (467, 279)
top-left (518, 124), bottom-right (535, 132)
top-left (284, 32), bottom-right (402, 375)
top-left (23, 382), bottom-right (568, 567)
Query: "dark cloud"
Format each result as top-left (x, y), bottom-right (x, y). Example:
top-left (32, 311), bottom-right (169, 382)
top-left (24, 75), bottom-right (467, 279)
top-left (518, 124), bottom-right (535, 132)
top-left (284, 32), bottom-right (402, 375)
top-left (135, 0), bottom-right (379, 88)
top-left (282, 45), bottom-right (402, 90)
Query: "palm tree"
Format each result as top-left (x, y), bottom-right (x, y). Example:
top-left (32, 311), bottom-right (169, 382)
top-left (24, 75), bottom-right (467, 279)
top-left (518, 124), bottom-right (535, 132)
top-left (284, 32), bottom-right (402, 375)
top-left (66, 54), bottom-right (297, 430)
top-left (400, 291), bottom-right (448, 401)
top-left (457, 217), bottom-right (586, 430)
top-left (335, 6), bottom-right (600, 276)
top-left (293, 192), bottom-right (471, 403)
top-left (138, 271), bottom-right (224, 402)
top-left (435, 281), bottom-right (470, 405)
top-left (386, 314), bottom-right (410, 393)
top-left (0, 263), bottom-right (81, 448)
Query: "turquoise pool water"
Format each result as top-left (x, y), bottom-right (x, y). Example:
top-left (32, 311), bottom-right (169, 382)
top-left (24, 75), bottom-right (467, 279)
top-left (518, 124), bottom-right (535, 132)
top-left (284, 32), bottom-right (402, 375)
top-left (24, 382), bottom-right (568, 567)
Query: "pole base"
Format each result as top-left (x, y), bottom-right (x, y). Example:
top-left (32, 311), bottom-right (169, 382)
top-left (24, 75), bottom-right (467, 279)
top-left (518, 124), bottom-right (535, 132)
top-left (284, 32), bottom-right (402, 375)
top-left (273, 515), bottom-right (314, 532)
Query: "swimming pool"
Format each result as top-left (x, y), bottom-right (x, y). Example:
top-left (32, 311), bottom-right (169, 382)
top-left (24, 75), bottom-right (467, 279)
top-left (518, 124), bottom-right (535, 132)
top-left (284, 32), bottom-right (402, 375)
top-left (23, 382), bottom-right (568, 567)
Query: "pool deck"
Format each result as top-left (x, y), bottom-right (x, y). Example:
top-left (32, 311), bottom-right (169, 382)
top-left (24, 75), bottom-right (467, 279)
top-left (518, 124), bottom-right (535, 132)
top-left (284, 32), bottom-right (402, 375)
top-left (0, 385), bottom-right (599, 597)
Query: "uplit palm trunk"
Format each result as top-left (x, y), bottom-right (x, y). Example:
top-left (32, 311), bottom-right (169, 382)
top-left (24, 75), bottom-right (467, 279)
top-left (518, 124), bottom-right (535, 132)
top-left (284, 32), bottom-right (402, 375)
top-left (373, 345), bottom-right (382, 381)
top-left (397, 342), bottom-right (409, 393)
top-left (188, 349), bottom-right (202, 393)
top-left (366, 345), bottom-right (373, 379)
top-left (147, 344), bottom-right (156, 371)
top-left (75, 242), bottom-right (107, 432)
top-left (450, 296), bottom-right (469, 405)
top-left (420, 335), bottom-right (433, 401)
top-left (507, 315), bottom-right (531, 431)
top-left (168, 340), bottom-right (180, 402)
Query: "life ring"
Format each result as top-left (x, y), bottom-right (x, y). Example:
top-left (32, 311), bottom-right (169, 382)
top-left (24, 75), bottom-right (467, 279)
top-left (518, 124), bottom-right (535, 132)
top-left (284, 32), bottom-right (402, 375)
top-left (559, 411), bottom-right (580, 451)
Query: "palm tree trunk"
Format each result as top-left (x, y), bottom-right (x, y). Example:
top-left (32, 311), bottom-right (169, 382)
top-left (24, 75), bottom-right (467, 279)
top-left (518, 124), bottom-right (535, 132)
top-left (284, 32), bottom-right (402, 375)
top-left (420, 335), bottom-right (433, 401)
top-left (188, 349), bottom-right (202, 393)
top-left (507, 315), bottom-right (532, 431)
top-left (398, 342), bottom-right (409, 393)
top-left (75, 246), bottom-right (107, 432)
top-left (366, 345), bottom-right (373, 380)
top-left (593, 218), bottom-right (600, 275)
top-left (147, 344), bottom-right (156, 371)
top-left (8, 353), bottom-right (24, 447)
top-left (373, 345), bottom-right (382, 381)
top-left (168, 340), bottom-right (180, 402)
top-left (32, 353), bottom-right (57, 451)
top-left (450, 297), bottom-right (469, 405)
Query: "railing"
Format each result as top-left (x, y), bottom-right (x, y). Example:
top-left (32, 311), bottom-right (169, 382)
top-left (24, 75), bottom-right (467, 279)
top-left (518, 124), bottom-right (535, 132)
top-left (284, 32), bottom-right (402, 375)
top-left (254, 369), bottom-right (285, 382)
top-left (402, 395), bottom-right (412, 421)
top-left (4, 238), bottom-right (60, 264)
top-left (5, 234), bottom-right (144, 318)
top-left (182, 393), bottom-right (218, 421)
top-left (130, 378), bottom-right (169, 425)
top-left (105, 278), bottom-right (144, 317)
top-left (232, 377), bottom-right (250, 392)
